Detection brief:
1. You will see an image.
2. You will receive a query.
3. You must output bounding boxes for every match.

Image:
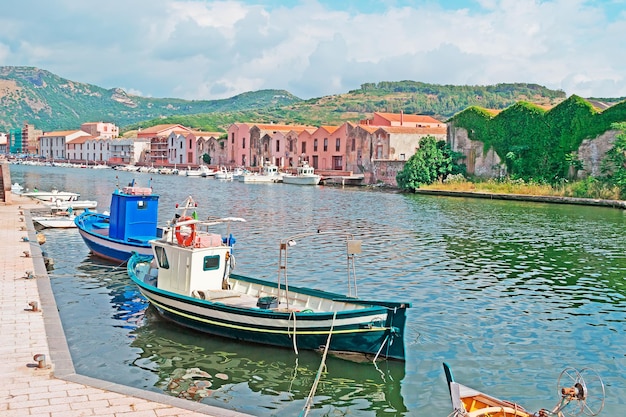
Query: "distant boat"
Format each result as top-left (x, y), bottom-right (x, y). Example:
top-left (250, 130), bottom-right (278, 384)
top-left (127, 196), bottom-right (411, 360)
top-left (282, 163), bottom-right (321, 186)
top-left (239, 164), bottom-right (283, 183)
top-left (74, 181), bottom-right (161, 263)
top-left (184, 165), bottom-right (215, 177)
top-left (214, 166), bottom-right (233, 180)
top-left (22, 188), bottom-right (80, 202)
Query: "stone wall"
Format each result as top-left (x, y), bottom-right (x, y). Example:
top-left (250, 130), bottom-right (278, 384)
top-left (577, 130), bottom-right (618, 178)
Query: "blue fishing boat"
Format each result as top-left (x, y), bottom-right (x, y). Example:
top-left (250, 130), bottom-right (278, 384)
top-left (127, 196), bottom-right (411, 361)
top-left (75, 180), bottom-right (161, 263)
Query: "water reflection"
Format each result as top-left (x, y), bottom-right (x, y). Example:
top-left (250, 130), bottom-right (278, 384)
top-left (131, 308), bottom-right (407, 416)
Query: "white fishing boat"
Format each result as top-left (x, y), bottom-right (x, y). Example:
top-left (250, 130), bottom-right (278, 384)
top-left (22, 188), bottom-right (80, 202)
top-left (282, 163), bottom-right (321, 186)
top-left (239, 164), bottom-right (283, 183)
top-left (127, 196), bottom-right (411, 360)
top-left (183, 165), bottom-right (215, 177)
top-left (214, 166), bottom-right (233, 180)
top-left (11, 183), bottom-right (23, 194)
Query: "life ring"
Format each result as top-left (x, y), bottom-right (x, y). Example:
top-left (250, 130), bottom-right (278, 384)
top-left (175, 216), bottom-right (196, 247)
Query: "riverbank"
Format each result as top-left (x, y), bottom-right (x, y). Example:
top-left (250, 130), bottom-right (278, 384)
top-left (413, 188), bottom-right (626, 209)
top-left (0, 194), bottom-right (251, 417)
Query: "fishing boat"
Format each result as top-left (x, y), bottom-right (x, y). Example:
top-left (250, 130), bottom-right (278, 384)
top-left (442, 363), bottom-right (605, 417)
top-left (238, 164), bottom-right (283, 183)
top-left (127, 196), bottom-right (411, 361)
top-left (183, 165), bottom-right (215, 177)
top-left (282, 163), bottom-right (321, 186)
top-left (74, 180), bottom-right (161, 263)
top-left (22, 188), bottom-right (80, 202)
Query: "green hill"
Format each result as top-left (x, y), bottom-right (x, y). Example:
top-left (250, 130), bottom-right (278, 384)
top-left (2, 66), bottom-right (623, 133)
top-left (0, 66), bottom-right (300, 131)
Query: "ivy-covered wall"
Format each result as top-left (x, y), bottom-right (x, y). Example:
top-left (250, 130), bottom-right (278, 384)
top-left (448, 95), bottom-right (626, 181)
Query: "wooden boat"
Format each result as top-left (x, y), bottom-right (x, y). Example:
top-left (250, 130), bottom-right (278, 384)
top-left (282, 163), bottom-right (321, 186)
top-left (442, 363), bottom-right (605, 417)
top-left (74, 180), bottom-right (161, 263)
top-left (127, 196), bottom-right (411, 361)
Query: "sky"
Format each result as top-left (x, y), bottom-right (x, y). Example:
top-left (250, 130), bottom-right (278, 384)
top-left (1, 0), bottom-right (625, 101)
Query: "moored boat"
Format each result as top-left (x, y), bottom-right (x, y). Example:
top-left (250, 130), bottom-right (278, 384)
top-left (282, 163), bottom-right (321, 186)
top-left (22, 188), bottom-right (80, 202)
top-left (127, 196), bottom-right (411, 361)
top-left (442, 363), bottom-right (605, 417)
top-left (74, 180), bottom-right (161, 263)
top-left (239, 164), bottom-right (283, 183)
top-left (33, 209), bottom-right (77, 229)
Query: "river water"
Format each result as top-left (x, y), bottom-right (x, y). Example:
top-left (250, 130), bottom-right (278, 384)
top-left (10, 164), bottom-right (626, 416)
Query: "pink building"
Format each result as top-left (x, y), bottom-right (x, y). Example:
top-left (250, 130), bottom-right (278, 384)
top-left (227, 123), bottom-right (314, 168)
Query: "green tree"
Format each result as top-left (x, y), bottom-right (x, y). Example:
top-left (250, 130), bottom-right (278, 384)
top-left (202, 153), bottom-right (211, 164)
top-left (396, 136), bottom-right (465, 191)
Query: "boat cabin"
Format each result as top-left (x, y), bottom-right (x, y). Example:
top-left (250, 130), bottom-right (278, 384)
top-left (150, 227), bottom-right (232, 296)
top-left (109, 186), bottom-right (159, 241)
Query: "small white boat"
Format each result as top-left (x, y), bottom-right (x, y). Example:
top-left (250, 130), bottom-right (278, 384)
top-left (282, 163), bottom-right (321, 186)
top-left (184, 165), bottom-right (215, 177)
top-left (214, 166), bottom-right (233, 180)
top-left (22, 189), bottom-right (80, 202)
top-left (44, 199), bottom-right (98, 211)
top-left (33, 210), bottom-right (77, 229)
top-left (231, 167), bottom-right (248, 181)
top-left (239, 164), bottom-right (283, 183)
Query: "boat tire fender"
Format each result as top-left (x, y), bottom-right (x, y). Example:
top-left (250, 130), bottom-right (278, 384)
top-left (175, 216), bottom-right (196, 247)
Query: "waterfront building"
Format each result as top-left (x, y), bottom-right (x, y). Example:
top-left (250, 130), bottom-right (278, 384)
top-left (137, 124), bottom-right (192, 166)
top-left (39, 130), bottom-right (90, 161)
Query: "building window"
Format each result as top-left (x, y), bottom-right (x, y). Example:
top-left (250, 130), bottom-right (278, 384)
top-left (335, 138), bottom-right (340, 152)
top-left (276, 140), bottom-right (280, 152)
top-left (351, 138), bottom-right (356, 152)
top-left (301, 142), bottom-right (306, 153)
top-left (242, 138), bottom-right (246, 149)
top-left (314, 139), bottom-right (318, 152)
top-left (323, 138), bottom-right (328, 152)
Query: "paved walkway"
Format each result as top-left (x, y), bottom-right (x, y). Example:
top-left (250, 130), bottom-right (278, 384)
top-left (0, 195), bottom-right (251, 417)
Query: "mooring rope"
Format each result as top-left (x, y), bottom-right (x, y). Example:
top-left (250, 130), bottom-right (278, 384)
top-left (299, 311), bottom-right (337, 417)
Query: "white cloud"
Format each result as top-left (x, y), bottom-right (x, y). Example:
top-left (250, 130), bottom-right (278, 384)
top-left (0, 0), bottom-right (624, 100)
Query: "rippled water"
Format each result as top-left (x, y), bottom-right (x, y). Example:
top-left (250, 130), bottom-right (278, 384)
top-left (11, 164), bottom-right (626, 416)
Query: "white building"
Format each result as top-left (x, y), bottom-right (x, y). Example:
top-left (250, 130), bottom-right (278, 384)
top-left (40, 130), bottom-right (90, 160)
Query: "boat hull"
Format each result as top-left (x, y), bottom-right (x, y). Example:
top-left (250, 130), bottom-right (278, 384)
top-left (75, 213), bottom-right (155, 263)
top-left (129, 257), bottom-right (408, 360)
top-left (282, 175), bottom-right (321, 185)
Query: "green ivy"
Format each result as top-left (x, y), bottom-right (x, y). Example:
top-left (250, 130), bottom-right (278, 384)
top-left (450, 95), bottom-right (626, 183)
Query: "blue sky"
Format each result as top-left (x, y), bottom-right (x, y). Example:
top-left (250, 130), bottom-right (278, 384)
top-left (0, 0), bottom-right (625, 101)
